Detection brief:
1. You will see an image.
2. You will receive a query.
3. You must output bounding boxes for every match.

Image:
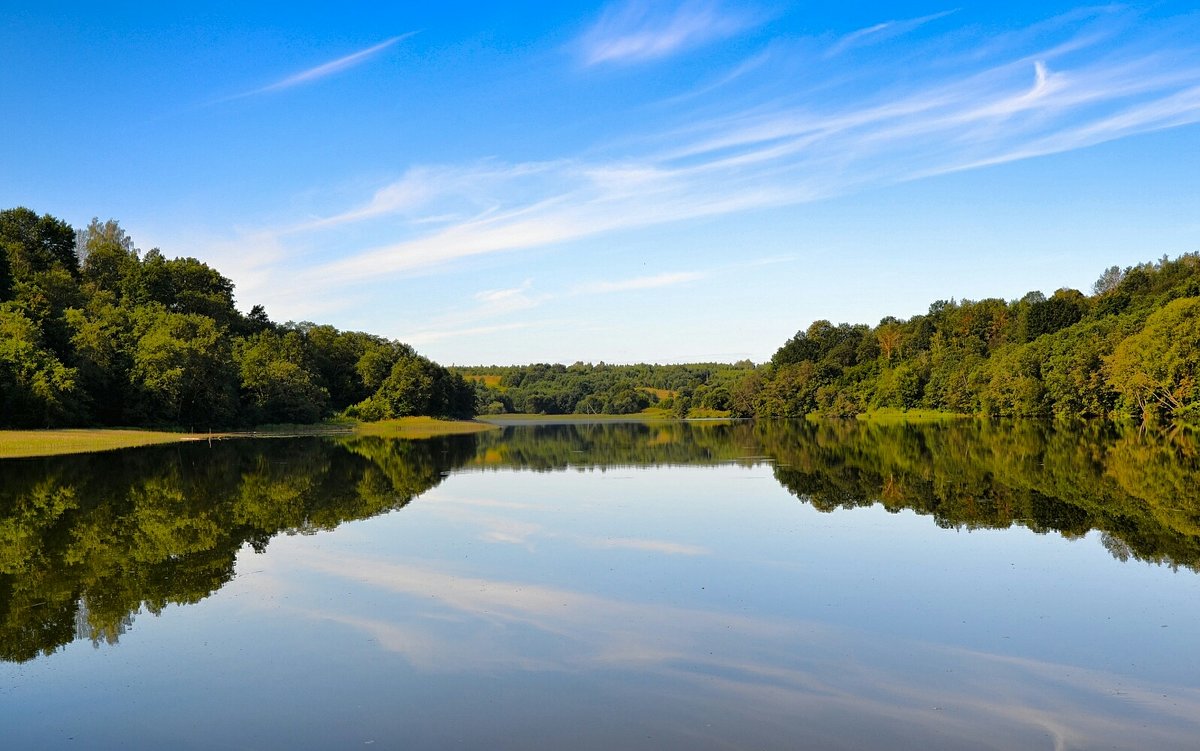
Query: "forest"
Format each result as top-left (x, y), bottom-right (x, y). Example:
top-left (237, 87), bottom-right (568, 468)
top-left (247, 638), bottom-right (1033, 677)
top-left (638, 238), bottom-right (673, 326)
top-left (458, 361), bottom-right (756, 417)
top-left (3, 205), bottom-right (1199, 428)
top-left (747, 253), bottom-right (1200, 424)
top-left (460, 253), bottom-right (1200, 426)
top-left (0, 207), bottom-right (474, 428)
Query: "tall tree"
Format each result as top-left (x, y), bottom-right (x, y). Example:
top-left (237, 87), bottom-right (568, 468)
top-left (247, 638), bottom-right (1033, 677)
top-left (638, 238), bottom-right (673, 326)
top-left (0, 208), bottom-right (78, 282)
top-left (130, 310), bottom-right (238, 427)
top-left (78, 218), bottom-right (139, 295)
top-left (0, 305), bottom-right (80, 426)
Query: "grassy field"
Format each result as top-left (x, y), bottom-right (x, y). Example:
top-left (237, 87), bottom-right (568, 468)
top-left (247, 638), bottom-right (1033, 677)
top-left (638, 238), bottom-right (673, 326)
top-left (0, 417), bottom-right (499, 460)
top-left (1, 411), bottom-right (976, 459)
top-left (463, 374), bottom-right (505, 389)
top-left (351, 417), bottom-right (499, 438)
top-left (853, 408), bottom-right (972, 424)
top-left (478, 411), bottom-right (739, 425)
top-left (0, 429), bottom-right (220, 459)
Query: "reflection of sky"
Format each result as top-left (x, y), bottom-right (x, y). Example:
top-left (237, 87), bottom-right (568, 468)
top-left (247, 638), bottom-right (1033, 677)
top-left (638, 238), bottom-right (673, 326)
top-left (6, 464), bottom-right (1200, 750)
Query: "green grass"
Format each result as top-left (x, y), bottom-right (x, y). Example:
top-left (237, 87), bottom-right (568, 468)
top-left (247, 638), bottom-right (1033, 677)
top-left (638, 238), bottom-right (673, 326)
top-left (0, 416), bottom-right (499, 459)
top-left (463, 374), bottom-right (507, 391)
top-left (684, 407), bottom-right (733, 419)
top-left (853, 408), bottom-right (972, 424)
top-left (0, 429), bottom-right (218, 459)
top-left (479, 412), bottom-right (675, 425)
top-left (233, 418), bottom-right (357, 437)
top-left (352, 416), bottom-right (499, 438)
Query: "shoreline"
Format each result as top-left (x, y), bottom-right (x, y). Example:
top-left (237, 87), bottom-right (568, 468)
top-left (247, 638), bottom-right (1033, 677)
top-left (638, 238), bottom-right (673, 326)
top-left (0, 410), bottom-right (991, 459)
top-left (0, 418), bottom-right (498, 460)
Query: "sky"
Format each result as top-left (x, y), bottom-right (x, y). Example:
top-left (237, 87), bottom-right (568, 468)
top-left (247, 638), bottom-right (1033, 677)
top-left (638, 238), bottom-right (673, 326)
top-left (2, 1), bottom-right (1200, 365)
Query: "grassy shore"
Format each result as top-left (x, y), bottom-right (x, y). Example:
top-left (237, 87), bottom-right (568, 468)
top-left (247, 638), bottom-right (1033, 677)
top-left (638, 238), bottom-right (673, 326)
top-left (852, 408), bottom-right (972, 424)
top-left (2, 411), bottom-right (972, 460)
top-left (0, 417), bottom-right (498, 460)
top-left (477, 410), bottom-right (738, 425)
top-left (0, 429), bottom-right (221, 459)
top-left (351, 417), bottom-right (499, 439)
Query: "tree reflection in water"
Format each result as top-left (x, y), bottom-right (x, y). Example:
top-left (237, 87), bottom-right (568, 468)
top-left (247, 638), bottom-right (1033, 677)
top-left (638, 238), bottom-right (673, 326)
top-left (2, 419), bottom-right (1198, 662)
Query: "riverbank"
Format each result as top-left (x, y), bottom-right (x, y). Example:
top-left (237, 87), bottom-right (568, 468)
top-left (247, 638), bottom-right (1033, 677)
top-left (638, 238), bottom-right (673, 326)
top-left (0, 411), bottom-right (987, 459)
top-left (0, 418), bottom-right (498, 459)
top-left (852, 408), bottom-right (972, 424)
top-left (0, 429), bottom-right (220, 459)
top-left (481, 411), bottom-right (677, 426)
top-left (351, 417), bottom-right (499, 439)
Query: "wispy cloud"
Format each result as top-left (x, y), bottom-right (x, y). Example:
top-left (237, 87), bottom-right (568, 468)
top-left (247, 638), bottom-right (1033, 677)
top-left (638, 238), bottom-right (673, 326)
top-left (394, 272), bottom-right (705, 346)
top-left (402, 322), bottom-right (539, 347)
top-left (200, 7), bottom-right (1200, 325)
top-left (474, 279), bottom-right (537, 306)
top-left (230, 33), bottom-right (414, 99)
top-left (577, 1), bottom-right (760, 65)
top-left (826, 10), bottom-right (957, 58)
top-left (573, 271), bottom-right (705, 295)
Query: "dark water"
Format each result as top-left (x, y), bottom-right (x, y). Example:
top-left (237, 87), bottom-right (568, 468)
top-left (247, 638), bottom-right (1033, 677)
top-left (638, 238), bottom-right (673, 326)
top-left (2, 420), bottom-right (1199, 750)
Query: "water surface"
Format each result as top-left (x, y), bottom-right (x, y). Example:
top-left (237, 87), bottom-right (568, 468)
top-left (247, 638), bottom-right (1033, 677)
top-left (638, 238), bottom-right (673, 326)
top-left (2, 420), bottom-right (1199, 749)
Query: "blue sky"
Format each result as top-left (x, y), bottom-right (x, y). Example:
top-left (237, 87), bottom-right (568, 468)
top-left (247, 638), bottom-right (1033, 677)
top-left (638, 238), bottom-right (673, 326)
top-left (3, 2), bottom-right (1199, 364)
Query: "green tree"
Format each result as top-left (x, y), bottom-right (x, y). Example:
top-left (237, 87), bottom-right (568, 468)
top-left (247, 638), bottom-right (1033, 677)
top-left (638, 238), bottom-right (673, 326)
top-left (65, 295), bottom-right (138, 424)
top-left (0, 208), bottom-right (78, 282)
top-left (0, 239), bottom-right (10, 302)
top-left (0, 305), bottom-right (80, 426)
top-left (130, 310), bottom-right (238, 427)
top-left (78, 217), bottom-right (139, 296)
top-left (235, 331), bottom-right (329, 423)
top-left (1107, 297), bottom-right (1200, 423)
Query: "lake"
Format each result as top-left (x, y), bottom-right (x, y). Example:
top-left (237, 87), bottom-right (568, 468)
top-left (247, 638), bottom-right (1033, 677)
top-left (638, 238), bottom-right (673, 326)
top-left (2, 419), bottom-right (1199, 750)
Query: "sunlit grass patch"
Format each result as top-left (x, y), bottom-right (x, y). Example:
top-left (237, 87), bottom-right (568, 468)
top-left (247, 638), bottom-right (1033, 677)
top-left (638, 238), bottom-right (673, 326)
top-left (479, 412), bottom-right (676, 424)
top-left (236, 418), bottom-right (357, 436)
top-left (353, 416), bottom-right (499, 439)
top-left (464, 374), bottom-right (506, 389)
top-left (854, 408), bottom-right (971, 424)
top-left (0, 429), bottom-right (212, 459)
top-left (684, 407), bottom-right (732, 419)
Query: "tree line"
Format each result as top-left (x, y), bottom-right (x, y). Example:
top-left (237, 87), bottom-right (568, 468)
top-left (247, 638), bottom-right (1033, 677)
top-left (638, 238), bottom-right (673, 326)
top-left (458, 361), bottom-right (755, 416)
top-left (744, 253), bottom-right (1200, 424)
top-left (0, 207), bottom-right (474, 428)
top-left (6, 205), bottom-right (1198, 427)
top-left (455, 254), bottom-right (1200, 424)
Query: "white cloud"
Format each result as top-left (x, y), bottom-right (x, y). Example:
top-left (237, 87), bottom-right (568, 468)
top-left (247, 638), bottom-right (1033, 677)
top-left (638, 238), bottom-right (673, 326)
top-left (577, 1), bottom-right (759, 65)
top-left (230, 33), bottom-right (414, 99)
top-left (401, 321), bottom-right (539, 347)
top-left (201, 7), bottom-right (1200, 327)
top-left (825, 10), bottom-right (957, 58)
top-left (573, 271), bottom-right (705, 295)
top-left (474, 279), bottom-right (536, 305)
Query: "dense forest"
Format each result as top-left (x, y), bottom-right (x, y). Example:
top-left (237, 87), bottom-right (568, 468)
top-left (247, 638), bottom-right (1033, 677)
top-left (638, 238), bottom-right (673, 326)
top-left (4, 205), bottom-right (1198, 428)
top-left (465, 253), bottom-right (1200, 425)
top-left (749, 253), bottom-right (1200, 424)
top-left (458, 361), bottom-right (756, 416)
top-left (0, 207), bottom-right (474, 428)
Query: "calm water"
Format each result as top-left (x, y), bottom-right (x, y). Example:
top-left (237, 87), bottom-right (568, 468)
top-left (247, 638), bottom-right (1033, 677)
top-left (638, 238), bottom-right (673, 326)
top-left (2, 420), bottom-right (1200, 750)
